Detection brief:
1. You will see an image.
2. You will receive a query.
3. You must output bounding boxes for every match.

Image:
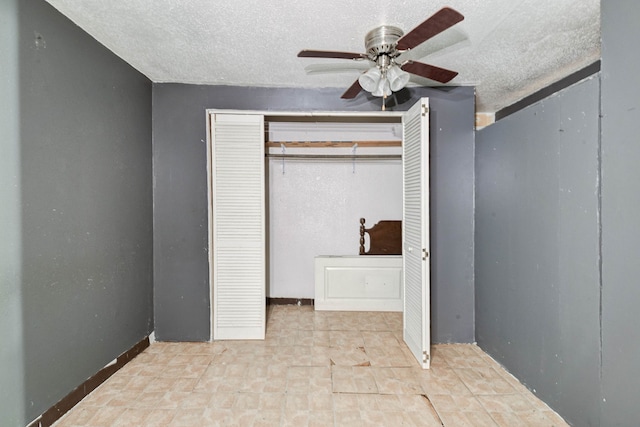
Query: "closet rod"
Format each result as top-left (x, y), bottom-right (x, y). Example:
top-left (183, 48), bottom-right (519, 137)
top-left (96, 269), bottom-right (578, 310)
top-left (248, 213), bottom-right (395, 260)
top-left (265, 140), bottom-right (401, 148)
top-left (265, 154), bottom-right (401, 160)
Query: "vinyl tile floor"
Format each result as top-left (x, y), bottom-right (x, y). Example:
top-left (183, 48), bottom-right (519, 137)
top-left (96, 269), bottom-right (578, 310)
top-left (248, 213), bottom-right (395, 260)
top-left (54, 305), bottom-right (569, 427)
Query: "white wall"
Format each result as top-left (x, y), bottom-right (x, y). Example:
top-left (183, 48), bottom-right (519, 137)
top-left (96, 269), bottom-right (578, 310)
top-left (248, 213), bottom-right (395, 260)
top-left (268, 157), bottom-right (402, 298)
top-left (266, 119), bottom-right (403, 299)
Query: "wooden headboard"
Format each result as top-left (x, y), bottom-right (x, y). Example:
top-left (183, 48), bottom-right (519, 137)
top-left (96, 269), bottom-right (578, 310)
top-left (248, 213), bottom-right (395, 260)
top-left (359, 218), bottom-right (402, 255)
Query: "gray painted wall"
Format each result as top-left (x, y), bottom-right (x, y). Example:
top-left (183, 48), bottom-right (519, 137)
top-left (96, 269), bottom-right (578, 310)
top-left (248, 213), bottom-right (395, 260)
top-left (152, 85), bottom-right (475, 343)
top-left (0, 0), bottom-right (26, 425)
top-left (600, 1), bottom-right (640, 425)
top-left (0, 1), bottom-right (154, 424)
top-left (475, 76), bottom-right (601, 426)
top-left (476, 3), bottom-right (640, 425)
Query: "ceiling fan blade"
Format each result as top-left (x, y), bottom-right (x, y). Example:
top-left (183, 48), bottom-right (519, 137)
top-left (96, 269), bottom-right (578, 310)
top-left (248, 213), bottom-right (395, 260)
top-left (304, 62), bottom-right (370, 75)
top-left (401, 61), bottom-right (458, 83)
top-left (396, 7), bottom-right (464, 51)
top-left (341, 79), bottom-right (363, 99)
top-left (298, 50), bottom-right (367, 60)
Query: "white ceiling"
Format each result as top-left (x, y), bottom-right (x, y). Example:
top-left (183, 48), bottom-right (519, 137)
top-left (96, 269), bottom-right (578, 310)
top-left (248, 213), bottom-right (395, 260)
top-left (45, 0), bottom-right (600, 114)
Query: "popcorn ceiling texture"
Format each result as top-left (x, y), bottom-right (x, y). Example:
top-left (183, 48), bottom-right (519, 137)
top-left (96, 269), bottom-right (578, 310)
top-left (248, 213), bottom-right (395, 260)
top-left (45, 0), bottom-right (600, 113)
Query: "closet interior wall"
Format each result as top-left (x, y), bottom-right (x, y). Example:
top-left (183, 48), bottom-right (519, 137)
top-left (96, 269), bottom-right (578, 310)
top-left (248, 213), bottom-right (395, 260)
top-left (266, 116), bottom-right (403, 299)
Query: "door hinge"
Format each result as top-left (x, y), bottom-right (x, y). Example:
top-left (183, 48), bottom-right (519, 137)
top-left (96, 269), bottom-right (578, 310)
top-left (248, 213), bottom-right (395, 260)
top-left (422, 105), bottom-right (429, 116)
top-left (422, 249), bottom-right (429, 260)
top-left (423, 351), bottom-right (430, 363)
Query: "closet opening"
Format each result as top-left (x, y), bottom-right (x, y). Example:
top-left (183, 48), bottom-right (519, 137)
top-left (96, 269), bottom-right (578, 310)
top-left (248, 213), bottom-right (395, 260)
top-left (207, 102), bottom-right (431, 367)
top-left (264, 115), bottom-right (403, 312)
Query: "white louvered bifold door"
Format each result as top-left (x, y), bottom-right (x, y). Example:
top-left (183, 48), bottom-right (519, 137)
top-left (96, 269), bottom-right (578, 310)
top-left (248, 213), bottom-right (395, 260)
top-left (212, 114), bottom-right (265, 340)
top-left (402, 99), bottom-right (431, 368)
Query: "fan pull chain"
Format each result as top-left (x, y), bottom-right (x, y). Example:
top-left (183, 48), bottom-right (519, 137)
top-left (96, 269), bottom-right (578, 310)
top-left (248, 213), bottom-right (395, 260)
top-left (382, 94), bottom-right (387, 111)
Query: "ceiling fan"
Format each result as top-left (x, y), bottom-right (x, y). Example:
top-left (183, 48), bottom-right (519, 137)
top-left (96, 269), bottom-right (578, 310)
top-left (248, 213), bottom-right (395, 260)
top-left (297, 7), bottom-right (464, 100)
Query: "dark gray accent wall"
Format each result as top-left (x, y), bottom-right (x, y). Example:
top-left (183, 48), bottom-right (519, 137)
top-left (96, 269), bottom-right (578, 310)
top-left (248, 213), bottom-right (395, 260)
top-left (600, 1), bottom-right (640, 425)
top-left (475, 76), bottom-right (601, 426)
top-left (476, 3), bottom-right (640, 425)
top-left (0, 0), bottom-right (25, 425)
top-left (152, 84), bottom-right (475, 343)
top-left (428, 90), bottom-right (476, 343)
top-left (0, 1), bottom-right (153, 424)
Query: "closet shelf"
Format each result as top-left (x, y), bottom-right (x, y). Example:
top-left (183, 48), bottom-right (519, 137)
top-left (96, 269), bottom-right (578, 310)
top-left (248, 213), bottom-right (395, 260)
top-left (266, 140), bottom-right (401, 148)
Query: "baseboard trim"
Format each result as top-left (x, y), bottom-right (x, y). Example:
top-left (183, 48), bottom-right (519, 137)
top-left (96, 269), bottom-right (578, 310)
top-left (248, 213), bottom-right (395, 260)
top-left (28, 335), bottom-right (150, 427)
top-left (267, 297), bottom-right (314, 306)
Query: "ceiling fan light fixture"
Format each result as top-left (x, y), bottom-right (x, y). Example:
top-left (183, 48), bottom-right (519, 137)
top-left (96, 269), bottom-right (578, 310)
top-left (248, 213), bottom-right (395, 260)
top-left (387, 65), bottom-right (410, 92)
top-left (359, 64), bottom-right (405, 97)
top-left (358, 67), bottom-right (382, 93)
top-left (372, 77), bottom-right (392, 97)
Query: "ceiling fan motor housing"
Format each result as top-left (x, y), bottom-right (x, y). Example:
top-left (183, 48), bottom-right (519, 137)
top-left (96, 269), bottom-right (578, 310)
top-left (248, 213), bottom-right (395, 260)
top-left (364, 25), bottom-right (404, 61)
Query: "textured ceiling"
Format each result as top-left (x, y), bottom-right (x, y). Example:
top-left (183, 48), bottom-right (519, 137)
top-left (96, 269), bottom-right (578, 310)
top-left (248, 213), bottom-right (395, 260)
top-left (45, 0), bottom-right (600, 114)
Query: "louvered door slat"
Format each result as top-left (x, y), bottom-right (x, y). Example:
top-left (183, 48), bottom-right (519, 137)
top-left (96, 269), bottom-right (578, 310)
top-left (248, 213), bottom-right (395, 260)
top-left (212, 114), bottom-right (265, 340)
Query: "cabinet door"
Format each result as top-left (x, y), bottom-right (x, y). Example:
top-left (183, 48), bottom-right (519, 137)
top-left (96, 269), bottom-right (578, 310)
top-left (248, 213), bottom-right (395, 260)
top-left (211, 113), bottom-right (265, 340)
top-left (402, 98), bottom-right (431, 368)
